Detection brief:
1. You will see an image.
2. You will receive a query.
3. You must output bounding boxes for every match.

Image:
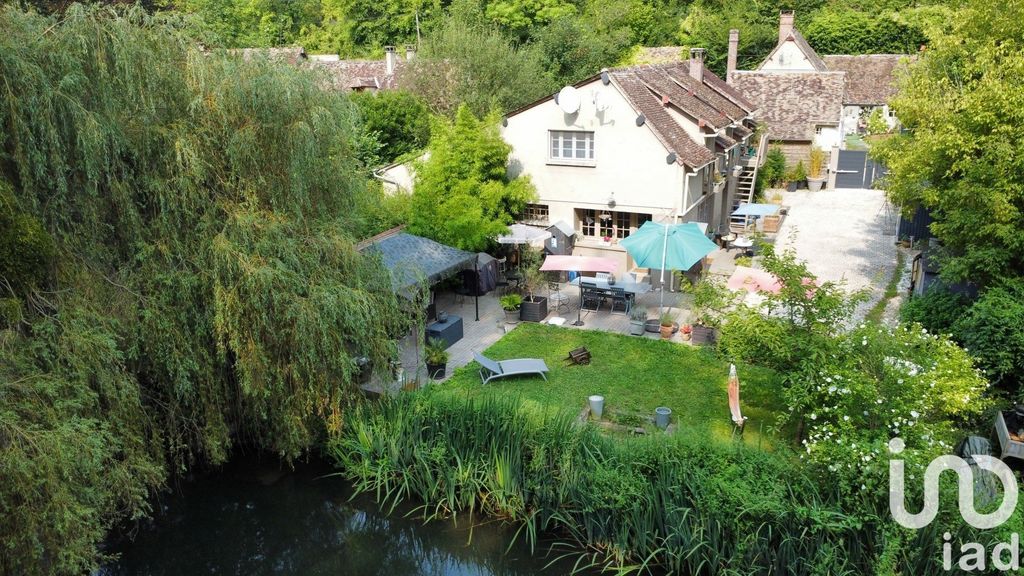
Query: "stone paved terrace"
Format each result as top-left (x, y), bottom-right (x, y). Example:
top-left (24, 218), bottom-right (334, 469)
top-left (364, 243), bottom-right (752, 395)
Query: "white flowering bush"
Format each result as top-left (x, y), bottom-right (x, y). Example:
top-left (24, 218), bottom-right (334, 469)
top-left (786, 324), bottom-right (991, 501)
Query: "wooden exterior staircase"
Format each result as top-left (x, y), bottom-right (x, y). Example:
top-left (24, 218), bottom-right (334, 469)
top-left (730, 132), bottom-right (769, 234)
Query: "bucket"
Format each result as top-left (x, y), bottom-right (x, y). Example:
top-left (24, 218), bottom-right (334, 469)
top-left (655, 407), bottom-right (672, 430)
top-left (588, 395), bottom-right (605, 419)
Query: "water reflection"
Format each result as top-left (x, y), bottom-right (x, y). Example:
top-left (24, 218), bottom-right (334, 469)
top-left (99, 457), bottom-right (570, 576)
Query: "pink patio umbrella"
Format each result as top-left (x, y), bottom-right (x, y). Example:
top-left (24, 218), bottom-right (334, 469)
top-left (726, 266), bottom-right (782, 294)
top-left (540, 255), bottom-right (618, 326)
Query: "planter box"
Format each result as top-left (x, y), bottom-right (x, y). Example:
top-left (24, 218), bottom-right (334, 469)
top-left (762, 214), bottom-right (781, 233)
top-left (690, 324), bottom-right (718, 345)
top-left (519, 297), bottom-right (548, 322)
top-left (629, 320), bottom-right (646, 336)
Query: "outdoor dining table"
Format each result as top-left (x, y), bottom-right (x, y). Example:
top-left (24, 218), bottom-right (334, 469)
top-left (569, 276), bottom-right (651, 295)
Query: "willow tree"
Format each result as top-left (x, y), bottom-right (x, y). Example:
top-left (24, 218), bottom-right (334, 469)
top-left (0, 5), bottom-right (402, 574)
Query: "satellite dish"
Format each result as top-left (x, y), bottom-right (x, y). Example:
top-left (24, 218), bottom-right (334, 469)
top-left (636, 114), bottom-right (646, 127)
top-left (600, 70), bottom-right (610, 85)
top-left (593, 91), bottom-right (609, 112)
top-left (666, 153), bottom-right (677, 164)
top-left (557, 86), bottom-right (580, 114)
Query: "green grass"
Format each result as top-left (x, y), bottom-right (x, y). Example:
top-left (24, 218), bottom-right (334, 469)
top-left (438, 323), bottom-right (789, 446)
top-left (865, 249), bottom-right (907, 324)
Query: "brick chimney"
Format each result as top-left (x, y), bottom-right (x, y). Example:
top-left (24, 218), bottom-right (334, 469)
top-left (405, 44), bottom-right (416, 60)
top-left (384, 45), bottom-right (397, 74)
top-left (727, 29), bottom-right (739, 79)
top-left (779, 10), bottom-right (795, 44)
top-left (689, 48), bottom-right (706, 82)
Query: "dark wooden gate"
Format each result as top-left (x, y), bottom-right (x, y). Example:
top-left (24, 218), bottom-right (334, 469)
top-left (834, 149), bottom-right (887, 189)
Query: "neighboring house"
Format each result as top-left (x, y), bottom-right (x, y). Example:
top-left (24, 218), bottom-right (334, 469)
top-left (727, 10), bottom-right (911, 166)
top-left (228, 44), bottom-right (415, 93)
top-left (374, 152), bottom-right (428, 195)
top-left (501, 49), bottom-right (759, 271)
top-left (314, 45), bottom-right (416, 93)
top-left (823, 54), bottom-right (907, 137)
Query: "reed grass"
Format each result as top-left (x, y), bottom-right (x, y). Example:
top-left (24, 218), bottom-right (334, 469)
top-left (329, 391), bottom-right (909, 574)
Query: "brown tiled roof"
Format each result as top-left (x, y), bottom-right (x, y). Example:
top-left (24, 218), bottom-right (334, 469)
top-left (660, 63), bottom-right (754, 120)
top-left (822, 54), bottom-right (911, 105)
top-left (313, 59), bottom-right (402, 91)
top-left (729, 71), bottom-right (845, 141)
top-left (759, 30), bottom-right (829, 72)
top-left (610, 69), bottom-right (716, 169)
top-left (633, 67), bottom-right (729, 130)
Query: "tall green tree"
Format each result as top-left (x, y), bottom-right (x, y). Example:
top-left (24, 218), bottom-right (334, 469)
top-left (398, 1), bottom-right (555, 116)
top-left (350, 90), bottom-right (431, 163)
top-left (0, 6), bottom-right (403, 573)
top-left (875, 0), bottom-right (1024, 286)
top-left (409, 105), bottom-right (535, 250)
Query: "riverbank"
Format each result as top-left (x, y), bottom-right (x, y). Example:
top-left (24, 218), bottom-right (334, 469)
top-left (97, 453), bottom-right (579, 575)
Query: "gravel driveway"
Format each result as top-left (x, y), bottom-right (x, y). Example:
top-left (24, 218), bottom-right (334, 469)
top-left (773, 188), bottom-right (898, 322)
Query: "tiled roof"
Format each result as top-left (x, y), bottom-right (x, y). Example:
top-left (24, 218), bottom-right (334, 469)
top-left (633, 66), bottom-right (730, 130)
top-left (609, 68), bottom-right (716, 169)
top-left (822, 54), bottom-right (911, 105)
top-left (660, 63), bottom-right (754, 120)
top-left (730, 71), bottom-right (845, 141)
top-left (314, 59), bottom-right (402, 91)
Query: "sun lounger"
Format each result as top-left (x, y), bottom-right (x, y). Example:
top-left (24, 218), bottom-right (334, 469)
top-left (474, 352), bottom-right (549, 385)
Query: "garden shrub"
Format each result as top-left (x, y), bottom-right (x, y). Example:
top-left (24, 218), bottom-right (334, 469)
top-left (899, 286), bottom-right (971, 335)
top-left (330, 391), bottom-right (884, 574)
top-left (952, 279), bottom-right (1024, 392)
top-left (0, 183), bottom-right (55, 296)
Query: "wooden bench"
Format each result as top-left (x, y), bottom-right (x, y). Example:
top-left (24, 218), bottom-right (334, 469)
top-left (565, 347), bottom-right (591, 365)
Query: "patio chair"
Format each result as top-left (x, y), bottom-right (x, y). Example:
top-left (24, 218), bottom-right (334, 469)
top-left (580, 281), bottom-right (602, 311)
top-left (609, 287), bottom-right (629, 315)
top-left (474, 352), bottom-right (549, 385)
top-left (547, 281), bottom-right (570, 313)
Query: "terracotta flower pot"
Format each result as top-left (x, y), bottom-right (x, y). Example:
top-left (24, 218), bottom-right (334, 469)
top-left (660, 324), bottom-right (673, 339)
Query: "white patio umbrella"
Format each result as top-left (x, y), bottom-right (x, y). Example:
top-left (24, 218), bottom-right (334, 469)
top-left (495, 224), bottom-right (553, 270)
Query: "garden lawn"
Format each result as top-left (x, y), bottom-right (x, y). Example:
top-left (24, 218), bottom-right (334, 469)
top-left (439, 323), bottom-right (790, 446)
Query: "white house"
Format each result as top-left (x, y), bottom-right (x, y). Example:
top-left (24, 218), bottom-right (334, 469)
top-left (501, 49), bottom-right (758, 272)
top-left (728, 11), bottom-right (911, 167)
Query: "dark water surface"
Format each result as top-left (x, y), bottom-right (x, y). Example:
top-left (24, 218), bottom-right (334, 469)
top-left (98, 457), bottom-right (576, 576)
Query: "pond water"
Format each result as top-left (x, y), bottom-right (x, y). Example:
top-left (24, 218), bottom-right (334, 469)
top-left (97, 456), bottom-right (577, 576)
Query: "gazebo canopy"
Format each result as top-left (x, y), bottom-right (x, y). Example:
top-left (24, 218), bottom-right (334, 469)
top-left (359, 229), bottom-right (476, 291)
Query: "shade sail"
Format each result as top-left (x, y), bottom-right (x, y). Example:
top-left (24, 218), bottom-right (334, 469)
top-left (726, 266), bottom-right (782, 294)
top-left (540, 255), bottom-right (617, 273)
top-left (619, 221), bottom-right (717, 272)
top-left (495, 224), bottom-right (553, 245)
top-left (731, 203), bottom-right (781, 217)
top-left (360, 231), bottom-right (476, 290)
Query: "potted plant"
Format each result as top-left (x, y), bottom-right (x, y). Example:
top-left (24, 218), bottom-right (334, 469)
top-left (424, 337), bottom-right (449, 380)
top-left (628, 307), bottom-right (647, 336)
top-left (807, 146), bottom-right (827, 192)
top-left (687, 279), bottom-right (737, 345)
top-left (601, 235), bottom-right (612, 245)
top-left (659, 312), bottom-right (675, 340)
top-left (680, 324), bottom-right (692, 341)
top-left (517, 250), bottom-right (548, 322)
top-left (790, 161), bottom-right (807, 190)
top-left (500, 293), bottom-right (522, 324)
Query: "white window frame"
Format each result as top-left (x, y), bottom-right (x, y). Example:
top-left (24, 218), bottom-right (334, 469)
top-left (548, 130), bottom-right (595, 166)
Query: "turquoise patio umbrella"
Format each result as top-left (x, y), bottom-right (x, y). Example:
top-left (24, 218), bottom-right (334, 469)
top-left (619, 220), bottom-right (718, 311)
